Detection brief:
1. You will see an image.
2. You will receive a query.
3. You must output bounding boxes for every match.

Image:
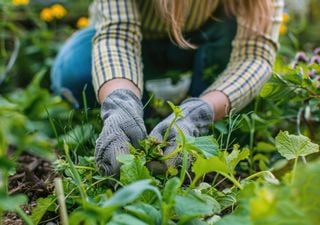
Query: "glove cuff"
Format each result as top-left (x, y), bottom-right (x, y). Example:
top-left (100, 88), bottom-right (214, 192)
top-left (101, 89), bottom-right (143, 120)
top-left (181, 97), bottom-right (214, 121)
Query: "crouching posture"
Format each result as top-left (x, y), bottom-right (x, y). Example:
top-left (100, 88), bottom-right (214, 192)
top-left (51, 0), bottom-right (284, 175)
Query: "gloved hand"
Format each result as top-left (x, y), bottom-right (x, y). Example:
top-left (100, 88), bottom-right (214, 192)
top-left (95, 89), bottom-right (147, 176)
top-left (150, 98), bottom-right (214, 168)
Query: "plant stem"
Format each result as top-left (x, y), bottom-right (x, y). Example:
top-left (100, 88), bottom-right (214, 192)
top-left (291, 157), bottom-right (299, 184)
top-left (221, 173), bottom-right (243, 190)
top-left (15, 207), bottom-right (34, 225)
top-left (296, 106), bottom-right (304, 136)
top-left (179, 145), bottom-right (188, 187)
top-left (82, 84), bottom-right (88, 122)
top-left (74, 165), bottom-right (96, 171)
top-left (54, 178), bottom-right (69, 225)
top-left (64, 143), bottom-right (87, 203)
top-left (0, 171), bottom-right (8, 194)
top-left (162, 114), bottom-right (178, 146)
top-left (296, 106), bottom-right (307, 164)
top-left (245, 171), bottom-right (275, 181)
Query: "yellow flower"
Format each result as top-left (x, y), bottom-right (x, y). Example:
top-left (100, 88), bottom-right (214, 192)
top-left (40, 8), bottom-right (54, 22)
top-left (279, 23), bottom-right (288, 35)
top-left (12, 0), bottom-right (29, 6)
top-left (50, 4), bottom-right (67, 19)
top-left (76, 17), bottom-right (90, 29)
top-left (282, 12), bottom-right (290, 24)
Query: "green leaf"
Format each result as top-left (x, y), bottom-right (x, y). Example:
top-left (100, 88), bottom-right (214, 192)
top-left (283, 70), bottom-right (303, 85)
top-left (175, 193), bottom-right (211, 219)
top-left (186, 136), bottom-right (219, 158)
top-left (226, 145), bottom-right (250, 172)
top-left (30, 196), bottom-right (55, 224)
top-left (108, 214), bottom-right (149, 225)
top-left (104, 180), bottom-right (162, 208)
top-left (0, 96), bottom-right (18, 111)
top-left (192, 156), bottom-right (229, 182)
top-left (59, 124), bottom-right (94, 147)
top-left (254, 142), bottom-right (276, 153)
top-left (275, 131), bottom-right (319, 160)
top-left (217, 160), bottom-right (320, 225)
top-left (216, 215), bottom-right (250, 225)
top-left (0, 156), bottom-right (15, 171)
top-left (260, 82), bottom-right (278, 98)
top-left (0, 193), bottom-right (28, 211)
top-left (163, 177), bottom-right (180, 204)
top-left (117, 155), bottom-right (151, 185)
top-left (124, 203), bottom-right (161, 225)
top-left (69, 209), bottom-right (99, 225)
top-left (214, 121), bottom-right (228, 134)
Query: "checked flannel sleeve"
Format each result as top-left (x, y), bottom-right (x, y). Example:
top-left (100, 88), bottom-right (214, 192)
top-left (202, 0), bottom-right (284, 112)
top-left (92, 0), bottom-right (143, 97)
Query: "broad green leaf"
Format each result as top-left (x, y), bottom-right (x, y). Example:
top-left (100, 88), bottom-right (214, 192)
top-left (186, 136), bottom-right (219, 158)
top-left (175, 192), bottom-right (216, 221)
top-left (192, 156), bottom-right (229, 181)
top-left (192, 145), bottom-right (250, 182)
top-left (214, 121), bottom-right (228, 134)
top-left (59, 124), bottom-right (94, 147)
top-left (104, 180), bottom-right (162, 208)
top-left (0, 193), bottom-right (28, 211)
top-left (108, 214), bottom-right (149, 225)
top-left (0, 156), bottom-right (15, 171)
top-left (69, 209), bottom-right (99, 225)
top-left (0, 96), bottom-right (18, 111)
top-left (124, 203), bottom-right (161, 225)
top-left (163, 177), bottom-right (180, 203)
top-left (117, 155), bottom-right (151, 185)
top-left (254, 142), bottom-right (276, 153)
top-left (259, 82), bottom-right (276, 98)
top-left (30, 196), bottom-right (55, 224)
top-left (226, 145), bottom-right (250, 172)
top-left (186, 218), bottom-right (208, 225)
top-left (216, 215), bottom-right (250, 225)
top-left (283, 71), bottom-right (303, 85)
top-left (290, 160), bottom-right (320, 225)
top-left (275, 131), bottom-right (319, 160)
top-left (217, 160), bottom-right (320, 225)
top-left (162, 177), bottom-right (180, 224)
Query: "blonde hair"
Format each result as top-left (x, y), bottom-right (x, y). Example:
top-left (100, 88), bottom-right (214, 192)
top-left (156, 0), bottom-right (274, 49)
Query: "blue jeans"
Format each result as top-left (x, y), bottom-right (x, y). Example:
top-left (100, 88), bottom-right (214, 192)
top-left (51, 13), bottom-right (236, 108)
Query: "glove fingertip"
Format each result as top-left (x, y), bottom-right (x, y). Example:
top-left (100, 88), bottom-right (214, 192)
top-left (149, 131), bottom-right (164, 143)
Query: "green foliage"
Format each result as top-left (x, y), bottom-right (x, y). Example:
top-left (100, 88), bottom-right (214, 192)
top-left (117, 155), bottom-right (152, 185)
top-left (192, 145), bottom-right (250, 189)
top-left (216, 160), bottom-right (320, 225)
top-left (0, 192), bottom-right (28, 211)
top-left (275, 130), bottom-right (319, 160)
top-left (29, 196), bottom-right (55, 224)
top-left (186, 136), bottom-right (219, 158)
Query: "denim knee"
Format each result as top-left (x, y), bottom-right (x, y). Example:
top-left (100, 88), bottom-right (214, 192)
top-left (51, 26), bottom-right (96, 108)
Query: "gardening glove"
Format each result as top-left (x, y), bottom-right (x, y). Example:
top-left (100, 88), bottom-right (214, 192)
top-left (95, 89), bottom-right (147, 176)
top-left (150, 98), bottom-right (213, 168)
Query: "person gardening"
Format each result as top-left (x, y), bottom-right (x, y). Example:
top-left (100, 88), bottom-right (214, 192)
top-left (51, 0), bottom-right (284, 176)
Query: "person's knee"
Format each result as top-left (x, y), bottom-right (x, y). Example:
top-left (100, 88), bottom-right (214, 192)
top-left (51, 27), bottom-right (96, 107)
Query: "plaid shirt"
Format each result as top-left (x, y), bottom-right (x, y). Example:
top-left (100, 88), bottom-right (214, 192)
top-left (92, 0), bottom-right (284, 111)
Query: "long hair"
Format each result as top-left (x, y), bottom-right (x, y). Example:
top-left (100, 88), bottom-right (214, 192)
top-left (156, 0), bottom-right (274, 49)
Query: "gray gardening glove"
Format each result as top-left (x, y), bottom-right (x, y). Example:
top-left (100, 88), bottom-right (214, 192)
top-left (95, 89), bottom-right (147, 176)
top-left (150, 98), bottom-right (214, 168)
